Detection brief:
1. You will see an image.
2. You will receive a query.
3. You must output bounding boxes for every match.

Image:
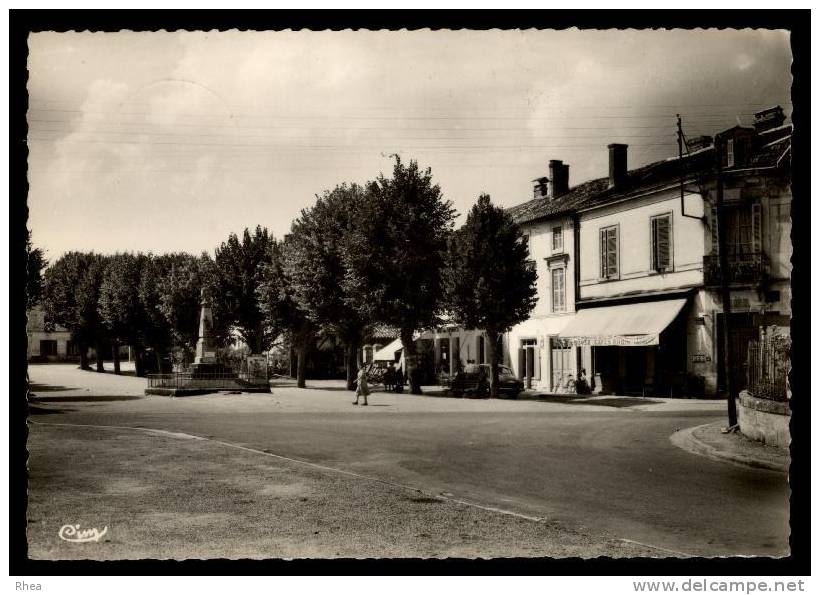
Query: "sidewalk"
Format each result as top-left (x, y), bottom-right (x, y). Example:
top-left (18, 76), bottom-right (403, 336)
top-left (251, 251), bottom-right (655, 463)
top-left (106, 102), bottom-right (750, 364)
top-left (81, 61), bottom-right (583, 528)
top-left (670, 421), bottom-right (790, 473)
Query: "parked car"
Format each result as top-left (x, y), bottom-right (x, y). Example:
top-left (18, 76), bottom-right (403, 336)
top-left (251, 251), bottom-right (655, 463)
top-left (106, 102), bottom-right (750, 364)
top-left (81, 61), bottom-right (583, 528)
top-left (449, 363), bottom-right (523, 398)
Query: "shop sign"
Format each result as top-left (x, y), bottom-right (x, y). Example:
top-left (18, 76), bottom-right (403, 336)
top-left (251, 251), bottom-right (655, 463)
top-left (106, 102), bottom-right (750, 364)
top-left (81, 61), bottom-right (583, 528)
top-left (691, 353), bottom-right (712, 363)
top-left (563, 334), bottom-right (659, 347)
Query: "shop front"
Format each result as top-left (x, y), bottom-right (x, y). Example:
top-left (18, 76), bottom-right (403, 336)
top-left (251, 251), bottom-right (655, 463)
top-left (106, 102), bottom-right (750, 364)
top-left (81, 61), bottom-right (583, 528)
top-left (558, 298), bottom-right (689, 396)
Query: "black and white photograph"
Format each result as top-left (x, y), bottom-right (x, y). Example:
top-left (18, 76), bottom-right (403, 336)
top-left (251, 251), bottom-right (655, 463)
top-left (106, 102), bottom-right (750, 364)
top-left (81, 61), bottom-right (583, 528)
top-left (15, 14), bottom-right (805, 575)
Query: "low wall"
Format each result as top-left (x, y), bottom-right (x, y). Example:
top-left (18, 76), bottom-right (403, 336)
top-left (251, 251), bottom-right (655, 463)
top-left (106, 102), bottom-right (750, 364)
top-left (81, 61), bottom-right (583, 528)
top-left (737, 390), bottom-right (791, 449)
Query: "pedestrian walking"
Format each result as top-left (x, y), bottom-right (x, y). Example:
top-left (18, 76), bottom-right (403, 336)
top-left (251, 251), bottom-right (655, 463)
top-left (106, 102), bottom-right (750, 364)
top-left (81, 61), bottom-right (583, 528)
top-left (353, 365), bottom-right (370, 406)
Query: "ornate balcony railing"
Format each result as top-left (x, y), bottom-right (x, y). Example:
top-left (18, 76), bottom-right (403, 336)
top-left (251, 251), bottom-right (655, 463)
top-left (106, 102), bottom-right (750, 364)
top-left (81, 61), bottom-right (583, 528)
top-left (703, 252), bottom-right (770, 287)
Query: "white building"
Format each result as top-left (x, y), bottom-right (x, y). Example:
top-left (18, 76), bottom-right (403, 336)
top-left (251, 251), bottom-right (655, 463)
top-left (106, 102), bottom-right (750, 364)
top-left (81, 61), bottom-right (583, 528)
top-left (26, 306), bottom-right (76, 361)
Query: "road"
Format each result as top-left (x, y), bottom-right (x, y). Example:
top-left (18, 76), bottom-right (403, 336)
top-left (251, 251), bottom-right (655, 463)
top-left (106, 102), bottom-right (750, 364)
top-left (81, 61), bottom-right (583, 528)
top-left (26, 364), bottom-right (790, 559)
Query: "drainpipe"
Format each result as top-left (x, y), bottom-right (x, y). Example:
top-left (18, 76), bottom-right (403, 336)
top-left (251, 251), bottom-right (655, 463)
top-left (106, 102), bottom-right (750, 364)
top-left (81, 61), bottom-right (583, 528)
top-left (572, 213), bottom-right (581, 310)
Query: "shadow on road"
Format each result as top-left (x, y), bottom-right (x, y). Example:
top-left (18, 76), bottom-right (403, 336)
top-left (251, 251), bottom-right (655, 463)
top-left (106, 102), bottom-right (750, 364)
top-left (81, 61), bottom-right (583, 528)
top-left (28, 404), bottom-right (74, 415)
top-left (29, 395), bottom-right (144, 402)
top-left (532, 395), bottom-right (663, 408)
top-left (28, 383), bottom-right (79, 393)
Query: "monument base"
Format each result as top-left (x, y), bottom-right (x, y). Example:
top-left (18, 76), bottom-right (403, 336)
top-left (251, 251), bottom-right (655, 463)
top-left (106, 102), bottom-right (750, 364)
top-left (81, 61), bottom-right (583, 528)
top-left (189, 361), bottom-right (235, 378)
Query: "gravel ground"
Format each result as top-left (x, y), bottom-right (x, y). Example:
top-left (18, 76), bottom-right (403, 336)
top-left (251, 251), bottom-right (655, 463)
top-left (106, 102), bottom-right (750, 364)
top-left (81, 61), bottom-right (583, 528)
top-left (26, 423), bottom-right (656, 560)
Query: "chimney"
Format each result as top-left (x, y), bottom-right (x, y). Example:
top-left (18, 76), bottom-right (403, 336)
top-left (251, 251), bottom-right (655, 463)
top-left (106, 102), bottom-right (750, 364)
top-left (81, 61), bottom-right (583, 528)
top-left (532, 176), bottom-right (549, 199)
top-left (608, 143), bottom-right (628, 189)
top-left (753, 105), bottom-right (786, 132)
top-left (549, 160), bottom-right (570, 199)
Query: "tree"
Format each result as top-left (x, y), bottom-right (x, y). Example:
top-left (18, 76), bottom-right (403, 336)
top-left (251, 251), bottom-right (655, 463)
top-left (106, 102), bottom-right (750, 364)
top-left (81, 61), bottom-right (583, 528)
top-left (285, 184), bottom-right (371, 390)
top-left (99, 253), bottom-right (148, 375)
top-left (42, 252), bottom-right (108, 371)
top-left (43, 252), bottom-right (88, 369)
top-left (258, 237), bottom-right (315, 388)
top-left (210, 226), bottom-right (275, 353)
top-left (156, 253), bottom-right (207, 366)
top-left (26, 229), bottom-right (47, 310)
top-left (138, 254), bottom-right (175, 372)
top-left (345, 157), bottom-right (456, 394)
top-left (443, 194), bottom-right (537, 398)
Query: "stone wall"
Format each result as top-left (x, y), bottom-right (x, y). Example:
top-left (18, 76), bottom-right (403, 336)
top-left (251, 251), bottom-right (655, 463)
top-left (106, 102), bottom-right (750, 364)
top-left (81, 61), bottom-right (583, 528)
top-left (737, 390), bottom-right (790, 448)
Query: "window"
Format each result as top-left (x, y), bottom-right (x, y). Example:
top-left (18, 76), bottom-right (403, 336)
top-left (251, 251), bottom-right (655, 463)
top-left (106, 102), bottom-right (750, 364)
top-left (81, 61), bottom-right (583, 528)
top-left (599, 225), bottom-right (619, 279)
top-left (552, 226), bottom-right (563, 252)
top-left (650, 214), bottom-right (672, 272)
top-left (727, 138), bottom-right (735, 168)
top-left (40, 340), bottom-right (58, 356)
top-left (551, 267), bottom-right (566, 312)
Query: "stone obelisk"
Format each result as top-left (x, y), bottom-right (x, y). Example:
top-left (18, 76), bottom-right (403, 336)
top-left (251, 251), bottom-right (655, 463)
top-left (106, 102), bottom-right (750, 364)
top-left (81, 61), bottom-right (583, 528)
top-left (194, 287), bottom-right (218, 365)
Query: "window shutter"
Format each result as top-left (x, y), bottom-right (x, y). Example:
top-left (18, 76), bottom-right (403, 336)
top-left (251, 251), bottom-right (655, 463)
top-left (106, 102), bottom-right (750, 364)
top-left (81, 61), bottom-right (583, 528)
top-left (599, 228), bottom-right (607, 278)
top-left (606, 227), bottom-right (618, 278)
top-left (655, 216), bottom-right (670, 270)
top-left (651, 217), bottom-right (658, 268)
top-left (710, 204), bottom-right (719, 255)
top-left (534, 345), bottom-right (541, 380)
top-left (751, 203), bottom-right (762, 253)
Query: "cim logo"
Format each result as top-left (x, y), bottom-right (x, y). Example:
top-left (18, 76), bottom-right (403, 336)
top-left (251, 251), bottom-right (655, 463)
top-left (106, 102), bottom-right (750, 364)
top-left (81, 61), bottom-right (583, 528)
top-left (58, 523), bottom-right (108, 543)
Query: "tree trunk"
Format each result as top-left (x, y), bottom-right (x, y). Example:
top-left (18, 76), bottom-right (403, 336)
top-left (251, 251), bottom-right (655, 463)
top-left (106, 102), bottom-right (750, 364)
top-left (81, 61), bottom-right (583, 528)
top-left (95, 340), bottom-right (105, 372)
top-left (344, 339), bottom-right (360, 391)
top-left (134, 346), bottom-right (146, 377)
top-left (155, 350), bottom-right (163, 374)
top-left (485, 328), bottom-right (500, 399)
top-left (112, 340), bottom-right (121, 375)
top-left (401, 328), bottom-right (421, 394)
top-left (79, 343), bottom-right (90, 370)
top-left (296, 338), bottom-right (308, 388)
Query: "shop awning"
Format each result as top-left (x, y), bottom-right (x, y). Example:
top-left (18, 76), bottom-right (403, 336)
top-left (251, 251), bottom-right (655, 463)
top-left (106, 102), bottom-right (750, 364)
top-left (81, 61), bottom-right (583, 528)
top-left (558, 298), bottom-right (687, 347)
top-left (373, 338), bottom-right (403, 361)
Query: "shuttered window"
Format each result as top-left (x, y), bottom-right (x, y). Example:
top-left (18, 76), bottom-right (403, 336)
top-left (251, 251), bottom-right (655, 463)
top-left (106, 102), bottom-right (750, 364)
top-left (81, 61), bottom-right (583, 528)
top-left (651, 214), bottom-right (672, 272)
top-left (551, 267), bottom-right (565, 312)
top-left (599, 225), bottom-right (619, 279)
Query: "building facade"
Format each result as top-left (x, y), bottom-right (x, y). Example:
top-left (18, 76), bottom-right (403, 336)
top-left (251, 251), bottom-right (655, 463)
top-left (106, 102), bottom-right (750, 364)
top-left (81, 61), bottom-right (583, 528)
top-left (502, 107), bottom-right (790, 397)
top-left (26, 306), bottom-right (76, 362)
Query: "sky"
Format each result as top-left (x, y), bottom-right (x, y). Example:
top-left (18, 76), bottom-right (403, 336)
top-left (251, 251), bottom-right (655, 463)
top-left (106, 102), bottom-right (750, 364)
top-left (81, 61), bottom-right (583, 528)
top-left (27, 29), bottom-right (792, 260)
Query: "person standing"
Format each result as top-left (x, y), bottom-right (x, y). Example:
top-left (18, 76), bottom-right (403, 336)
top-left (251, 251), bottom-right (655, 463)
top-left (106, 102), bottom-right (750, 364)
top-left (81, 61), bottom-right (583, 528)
top-left (353, 365), bottom-right (370, 406)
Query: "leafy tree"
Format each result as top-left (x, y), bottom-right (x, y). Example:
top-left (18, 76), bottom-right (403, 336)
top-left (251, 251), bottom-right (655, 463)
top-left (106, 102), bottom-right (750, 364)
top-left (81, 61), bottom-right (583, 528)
top-left (345, 157), bottom-right (456, 393)
top-left (258, 237), bottom-right (315, 388)
top-left (443, 194), bottom-right (537, 398)
top-left (42, 252), bottom-right (108, 371)
top-left (286, 184), bottom-right (371, 390)
top-left (99, 253), bottom-right (148, 375)
top-left (43, 252), bottom-right (89, 369)
top-left (26, 229), bottom-right (47, 310)
top-left (209, 226), bottom-right (275, 353)
top-left (138, 254), bottom-right (176, 372)
top-left (156, 253), bottom-right (207, 366)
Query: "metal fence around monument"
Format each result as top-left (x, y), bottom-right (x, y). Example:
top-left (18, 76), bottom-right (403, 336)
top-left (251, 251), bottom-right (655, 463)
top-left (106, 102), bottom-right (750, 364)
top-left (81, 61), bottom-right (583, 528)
top-left (746, 340), bottom-right (789, 402)
top-left (146, 370), bottom-right (269, 390)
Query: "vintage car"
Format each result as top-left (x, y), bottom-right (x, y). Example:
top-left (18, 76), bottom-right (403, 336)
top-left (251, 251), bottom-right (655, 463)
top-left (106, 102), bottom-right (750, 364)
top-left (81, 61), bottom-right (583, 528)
top-left (448, 363), bottom-right (524, 398)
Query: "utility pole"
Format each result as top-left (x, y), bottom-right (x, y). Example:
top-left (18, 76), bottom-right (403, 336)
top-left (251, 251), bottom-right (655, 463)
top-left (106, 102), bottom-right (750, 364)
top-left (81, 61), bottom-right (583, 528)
top-left (715, 152), bottom-right (738, 427)
top-left (678, 114), bottom-right (703, 221)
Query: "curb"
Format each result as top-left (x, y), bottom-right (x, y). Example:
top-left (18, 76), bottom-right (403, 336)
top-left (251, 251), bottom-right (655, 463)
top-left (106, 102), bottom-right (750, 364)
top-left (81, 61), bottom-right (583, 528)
top-left (669, 423), bottom-right (789, 473)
